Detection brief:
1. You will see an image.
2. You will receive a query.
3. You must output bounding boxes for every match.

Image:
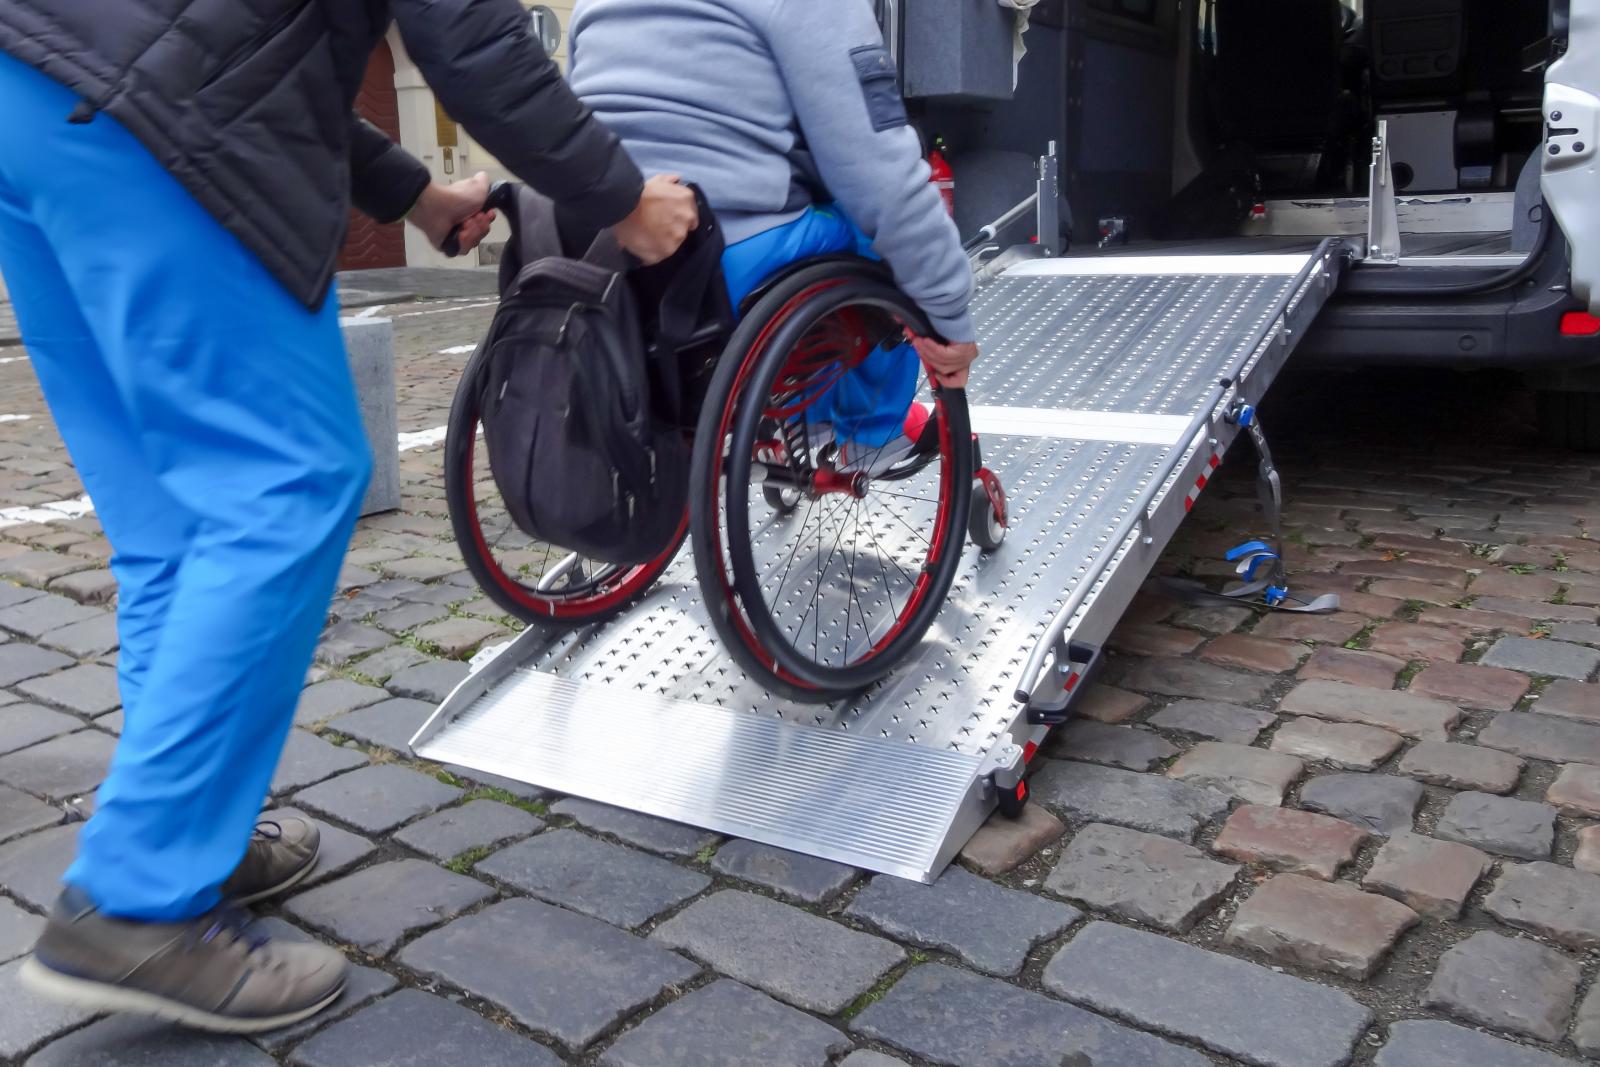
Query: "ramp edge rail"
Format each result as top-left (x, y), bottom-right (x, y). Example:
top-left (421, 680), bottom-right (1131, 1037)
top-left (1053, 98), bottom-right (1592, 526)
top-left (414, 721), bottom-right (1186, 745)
top-left (1013, 239), bottom-right (1347, 705)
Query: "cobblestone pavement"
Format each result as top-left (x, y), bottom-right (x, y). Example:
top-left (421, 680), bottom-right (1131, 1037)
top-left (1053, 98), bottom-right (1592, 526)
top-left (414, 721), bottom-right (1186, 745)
top-left (0, 277), bottom-right (1598, 1067)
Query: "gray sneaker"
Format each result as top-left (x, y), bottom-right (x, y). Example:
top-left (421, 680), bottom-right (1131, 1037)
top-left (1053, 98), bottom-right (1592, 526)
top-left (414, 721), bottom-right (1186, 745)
top-left (21, 888), bottom-right (347, 1033)
top-left (221, 817), bottom-right (320, 904)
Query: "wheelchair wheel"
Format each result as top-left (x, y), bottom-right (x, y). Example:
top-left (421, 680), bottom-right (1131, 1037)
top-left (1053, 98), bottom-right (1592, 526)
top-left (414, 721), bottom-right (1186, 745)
top-left (445, 343), bottom-right (682, 626)
top-left (690, 263), bottom-right (973, 701)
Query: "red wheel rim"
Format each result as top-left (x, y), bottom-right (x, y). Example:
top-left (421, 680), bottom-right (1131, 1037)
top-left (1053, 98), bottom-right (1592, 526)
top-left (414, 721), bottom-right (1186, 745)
top-left (709, 283), bottom-right (960, 681)
top-left (460, 425), bottom-right (683, 619)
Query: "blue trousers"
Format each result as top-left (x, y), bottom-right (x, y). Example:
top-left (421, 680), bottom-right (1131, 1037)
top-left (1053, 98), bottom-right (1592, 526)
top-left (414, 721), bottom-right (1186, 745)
top-left (721, 206), bottom-right (920, 449)
top-left (0, 54), bottom-right (371, 922)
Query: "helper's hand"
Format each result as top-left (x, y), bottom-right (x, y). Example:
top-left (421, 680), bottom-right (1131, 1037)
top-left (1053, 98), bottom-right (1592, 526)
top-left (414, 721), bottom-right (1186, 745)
top-left (614, 175), bottom-right (699, 265)
top-left (408, 171), bottom-right (496, 255)
top-left (912, 335), bottom-right (979, 390)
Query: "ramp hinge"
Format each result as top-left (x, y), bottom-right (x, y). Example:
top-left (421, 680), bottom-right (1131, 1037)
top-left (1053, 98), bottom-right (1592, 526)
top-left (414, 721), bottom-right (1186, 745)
top-left (1366, 118), bottom-right (1402, 265)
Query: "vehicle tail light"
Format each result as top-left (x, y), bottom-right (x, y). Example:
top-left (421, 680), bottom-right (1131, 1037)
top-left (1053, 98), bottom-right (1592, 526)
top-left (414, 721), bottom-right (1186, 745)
top-left (1561, 312), bottom-right (1600, 337)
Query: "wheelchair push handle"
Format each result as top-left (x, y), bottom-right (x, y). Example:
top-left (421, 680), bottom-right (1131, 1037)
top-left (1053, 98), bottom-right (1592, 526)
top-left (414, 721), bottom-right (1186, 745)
top-left (438, 181), bottom-right (518, 258)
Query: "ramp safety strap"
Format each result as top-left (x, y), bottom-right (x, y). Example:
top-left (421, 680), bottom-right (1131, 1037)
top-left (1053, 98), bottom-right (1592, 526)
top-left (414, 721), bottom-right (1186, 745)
top-left (1163, 408), bottom-right (1339, 614)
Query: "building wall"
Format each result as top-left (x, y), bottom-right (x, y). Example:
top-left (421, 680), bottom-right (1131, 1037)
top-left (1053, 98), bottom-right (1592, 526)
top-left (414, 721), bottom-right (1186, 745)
top-left (388, 2), bottom-right (577, 268)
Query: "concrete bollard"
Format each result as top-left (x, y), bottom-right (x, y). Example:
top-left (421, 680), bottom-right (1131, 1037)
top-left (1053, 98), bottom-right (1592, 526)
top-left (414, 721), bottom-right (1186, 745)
top-left (340, 317), bottom-right (402, 516)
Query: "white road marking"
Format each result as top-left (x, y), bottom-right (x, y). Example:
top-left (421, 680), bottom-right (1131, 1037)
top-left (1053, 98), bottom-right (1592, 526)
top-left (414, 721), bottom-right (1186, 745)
top-left (438, 344), bottom-right (477, 355)
top-left (0, 415), bottom-right (30, 424)
top-left (4, 422), bottom-right (460, 531)
top-left (395, 300), bottom-right (497, 319)
top-left (0, 495), bottom-right (94, 531)
top-left (397, 426), bottom-right (449, 451)
top-left (0, 356), bottom-right (26, 365)
top-left (350, 305), bottom-right (388, 320)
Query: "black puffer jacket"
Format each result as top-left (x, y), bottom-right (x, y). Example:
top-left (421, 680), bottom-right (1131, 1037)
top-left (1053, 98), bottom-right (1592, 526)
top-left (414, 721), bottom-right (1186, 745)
top-left (0, 0), bottom-right (643, 308)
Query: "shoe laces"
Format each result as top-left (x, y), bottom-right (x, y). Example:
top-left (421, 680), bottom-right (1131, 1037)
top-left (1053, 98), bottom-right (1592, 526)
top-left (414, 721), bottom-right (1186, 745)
top-left (191, 903), bottom-right (271, 956)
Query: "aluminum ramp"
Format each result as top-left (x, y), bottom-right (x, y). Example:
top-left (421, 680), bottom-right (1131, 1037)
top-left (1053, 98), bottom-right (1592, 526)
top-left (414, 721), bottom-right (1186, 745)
top-left (412, 241), bottom-right (1346, 882)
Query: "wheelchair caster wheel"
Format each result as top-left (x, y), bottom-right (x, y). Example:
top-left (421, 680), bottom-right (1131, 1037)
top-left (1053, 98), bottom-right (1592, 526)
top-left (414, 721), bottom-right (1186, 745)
top-left (996, 777), bottom-right (1029, 818)
top-left (969, 489), bottom-right (1006, 551)
top-left (764, 485), bottom-right (801, 514)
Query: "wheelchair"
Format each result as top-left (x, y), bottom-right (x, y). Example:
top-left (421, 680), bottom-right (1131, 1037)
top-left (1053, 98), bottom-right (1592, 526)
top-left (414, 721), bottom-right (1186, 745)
top-left (444, 183), bottom-right (1008, 702)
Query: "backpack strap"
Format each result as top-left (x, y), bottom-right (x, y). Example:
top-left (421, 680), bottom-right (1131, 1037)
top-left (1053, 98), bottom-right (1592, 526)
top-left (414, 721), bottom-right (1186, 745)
top-left (498, 185), bottom-right (568, 294)
top-left (631, 185), bottom-right (729, 424)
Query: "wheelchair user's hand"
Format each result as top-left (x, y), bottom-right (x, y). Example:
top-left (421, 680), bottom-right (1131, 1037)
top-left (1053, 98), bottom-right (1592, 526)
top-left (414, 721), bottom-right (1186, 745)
top-left (614, 174), bottom-right (699, 266)
top-left (408, 171), bottom-right (496, 254)
top-left (912, 335), bottom-right (978, 390)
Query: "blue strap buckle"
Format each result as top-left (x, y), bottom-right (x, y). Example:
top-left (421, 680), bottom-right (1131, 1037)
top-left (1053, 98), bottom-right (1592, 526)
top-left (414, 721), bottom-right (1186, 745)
top-left (1225, 540), bottom-right (1272, 562)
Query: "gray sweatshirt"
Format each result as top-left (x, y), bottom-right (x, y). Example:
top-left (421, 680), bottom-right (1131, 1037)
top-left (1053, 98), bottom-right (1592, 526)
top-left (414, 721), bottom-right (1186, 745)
top-left (568, 0), bottom-right (975, 341)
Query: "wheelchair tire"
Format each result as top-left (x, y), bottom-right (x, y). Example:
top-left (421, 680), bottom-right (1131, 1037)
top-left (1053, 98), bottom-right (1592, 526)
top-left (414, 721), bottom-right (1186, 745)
top-left (445, 342), bottom-right (682, 627)
top-left (969, 485), bottom-right (1007, 551)
top-left (690, 262), bottom-right (972, 701)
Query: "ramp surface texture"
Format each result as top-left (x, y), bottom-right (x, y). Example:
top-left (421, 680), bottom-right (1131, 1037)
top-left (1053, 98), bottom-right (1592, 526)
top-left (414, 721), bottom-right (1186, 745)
top-left (415, 245), bottom-right (1343, 881)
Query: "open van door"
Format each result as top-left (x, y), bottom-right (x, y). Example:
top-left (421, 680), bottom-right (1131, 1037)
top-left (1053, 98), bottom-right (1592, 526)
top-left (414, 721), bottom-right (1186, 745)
top-left (1544, 0), bottom-right (1600, 313)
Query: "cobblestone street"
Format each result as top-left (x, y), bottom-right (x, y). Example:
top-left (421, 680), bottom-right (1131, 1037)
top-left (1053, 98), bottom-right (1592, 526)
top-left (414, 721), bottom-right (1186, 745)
top-left (0, 271), bottom-right (1598, 1066)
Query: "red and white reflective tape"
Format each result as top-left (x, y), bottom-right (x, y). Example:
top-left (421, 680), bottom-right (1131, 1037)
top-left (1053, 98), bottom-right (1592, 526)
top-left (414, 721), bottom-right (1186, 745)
top-left (1184, 449), bottom-right (1224, 513)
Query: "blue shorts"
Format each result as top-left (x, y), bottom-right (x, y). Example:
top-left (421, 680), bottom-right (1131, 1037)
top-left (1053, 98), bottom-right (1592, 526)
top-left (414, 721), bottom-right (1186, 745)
top-left (720, 206), bottom-right (920, 449)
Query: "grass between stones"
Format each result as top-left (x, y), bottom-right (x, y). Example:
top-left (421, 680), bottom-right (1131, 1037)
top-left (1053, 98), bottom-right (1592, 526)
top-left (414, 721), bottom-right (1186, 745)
top-left (462, 784), bottom-right (549, 817)
top-left (444, 844), bottom-right (495, 875)
top-left (1343, 622), bottom-right (1379, 650)
top-left (838, 952), bottom-right (928, 1021)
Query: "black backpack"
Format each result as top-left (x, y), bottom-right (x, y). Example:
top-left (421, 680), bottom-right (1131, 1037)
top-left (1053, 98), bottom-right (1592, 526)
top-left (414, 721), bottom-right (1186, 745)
top-left (475, 185), bottom-right (722, 565)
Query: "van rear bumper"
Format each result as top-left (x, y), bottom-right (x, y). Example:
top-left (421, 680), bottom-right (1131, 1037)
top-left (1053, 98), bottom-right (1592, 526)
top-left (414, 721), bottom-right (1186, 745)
top-left (1300, 248), bottom-right (1600, 371)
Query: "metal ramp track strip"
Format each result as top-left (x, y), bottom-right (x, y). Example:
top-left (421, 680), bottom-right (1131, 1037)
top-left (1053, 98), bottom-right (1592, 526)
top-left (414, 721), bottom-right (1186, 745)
top-left (414, 668), bottom-right (984, 882)
top-left (413, 240), bottom-right (1346, 882)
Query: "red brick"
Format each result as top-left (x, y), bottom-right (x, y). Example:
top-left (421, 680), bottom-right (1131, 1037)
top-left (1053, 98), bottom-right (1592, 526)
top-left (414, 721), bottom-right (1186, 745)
top-left (1108, 624), bottom-right (1206, 657)
top-left (1225, 874), bottom-right (1419, 979)
top-left (1295, 573), bottom-right (1367, 594)
top-left (1296, 526), bottom-right (1362, 548)
top-left (1397, 742), bottom-right (1523, 794)
top-left (1576, 826), bottom-right (1600, 875)
top-left (1200, 634), bottom-right (1308, 675)
top-left (1534, 680), bottom-right (1600, 724)
top-left (1211, 804), bottom-right (1368, 880)
top-left (1493, 544), bottom-right (1559, 567)
top-left (1330, 591), bottom-right (1406, 619)
top-left (1168, 742), bottom-right (1303, 806)
top-left (1314, 548), bottom-right (1389, 565)
top-left (1125, 590), bottom-right (1181, 625)
top-left (1270, 717), bottom-right (1402, 770)
top-left (1366, 579), bottom-right (1460, 608)
top-left (1299, 647), bottom-right (1403, 689)
top-left (1340, 559), bottom-right (1470, 589)
top-left (1547, 764), bottom-right (1600, 819)
top-left (1469, 570), bottom-right (1563, 601)
top-left (960, 803), bottom-right (1065, 875)
top-left (1368, 533), bottom-right (1473, 558)
top-left (1563, 574), bottom-right (1600, 607)
top-left (1250, 612), bottom-right (1367, 645)
top-left (1417, 606), bottom-right (1536, 633)
top-left (1279, 680), bottom-right (1459, 740)
top-left (1471, 595), bottom-right (1597, 624)
top-left (1361, 832), bottom-right (1492, 920)
top-left (1409, 662), bottom-right (1529, 712)
top-left (1074, 684), bottom-right (1148, 724)
top-left (1366, 622), bottom-right (1464, 662)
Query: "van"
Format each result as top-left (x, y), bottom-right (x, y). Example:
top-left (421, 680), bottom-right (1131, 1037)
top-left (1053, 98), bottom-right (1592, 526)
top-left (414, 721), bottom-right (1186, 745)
top-left (885, 0), bottom-right (1600, 445)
